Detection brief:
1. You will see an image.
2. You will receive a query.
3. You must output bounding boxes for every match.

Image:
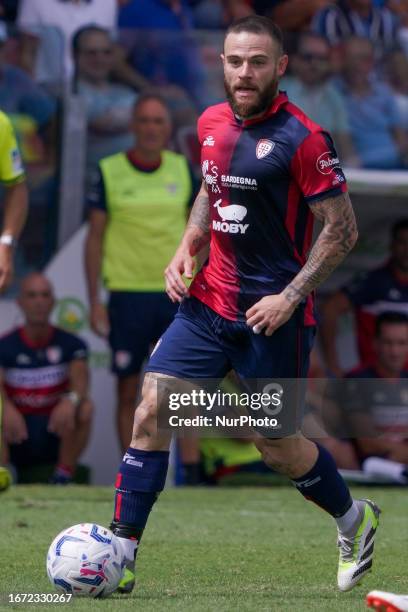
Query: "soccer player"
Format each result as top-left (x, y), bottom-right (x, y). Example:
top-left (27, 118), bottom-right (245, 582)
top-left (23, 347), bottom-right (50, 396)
top-left (338, 311), bottom-right (408, 482)
top-left (0, 110), bottom-right (28, 292)
top-left (110, 16), bottom-right (380, 593)
top-left (321, 218), bottom-right (408, 377)
top-left (0, 110), bottom-right (28, 490)
top-left (0, 273), bottom-right (92, 484)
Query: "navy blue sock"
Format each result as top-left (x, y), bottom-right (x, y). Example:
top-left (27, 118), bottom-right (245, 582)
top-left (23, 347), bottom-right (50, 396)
top-left (111, 448), bottom-right (169, 541)
top-left (292, 444), bottom-right (352, 518)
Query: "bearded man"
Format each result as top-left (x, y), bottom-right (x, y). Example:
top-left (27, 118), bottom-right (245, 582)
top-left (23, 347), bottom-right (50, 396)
top-left (109, 15), bottom-right (380, 596)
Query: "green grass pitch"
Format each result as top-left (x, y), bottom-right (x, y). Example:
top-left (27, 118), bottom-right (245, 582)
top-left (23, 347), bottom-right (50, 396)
top-left (1, 485), bottom-right (407, 611)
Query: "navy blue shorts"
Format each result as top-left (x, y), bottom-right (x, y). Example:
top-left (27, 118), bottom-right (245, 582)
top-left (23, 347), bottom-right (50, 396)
top-left (108, 291), bottom-right (178, 377)
top-left (147, 296), bottom-right (315, 379)
top-left (8, 414), bottom-right (60, 469)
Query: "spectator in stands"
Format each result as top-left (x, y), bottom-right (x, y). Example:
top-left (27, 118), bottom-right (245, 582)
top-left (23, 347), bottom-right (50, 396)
top-left (320, 218), bottom-right (408, 377)
top-left (386, 48), bottom-right (408, 131)
top-left (312, 0), bottom-right (398, 57)
top-left (263, 0), bottom-right (332, 33)
top-left (72, 25), bottom-right (138, 179)
top-left (301, 347), bottom-right (360, 470)
top-left (0, 273), bottom-right (93, 484)
top-left (0, 109), bottom-right (28, 292)
top-left (191, 0), bottom-right (253, 29)
top-left (338, 312), bottom-right (408, 484)
top-left (336, 37), bottom-right (407, 169)
top-left (0, 0), bottom-right (20, 23)
top-left (84, 94), bottom-right (193, 451)
top-left (118, 0), bottom-right (207, 108)
top-left (16, 0), bottom-right (117, 84)
top-left (0, 24), bottom-right (55, 135)
top-left (281, 33), bottom-right (359, 165)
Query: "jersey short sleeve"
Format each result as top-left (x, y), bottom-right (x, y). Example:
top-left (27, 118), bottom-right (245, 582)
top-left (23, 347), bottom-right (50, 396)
top-left (87, 166), bottom-right (107, 212)
top-left (0, 335), bottom-right (10, 367)
top-left (342, 271), bottom-right (376, 306)
top-left (62, 332), bottom-right (89, 362)
top-left (290, 130), bottom-right (347, 203)
top-left (0, 112), bottom-right (25, 185)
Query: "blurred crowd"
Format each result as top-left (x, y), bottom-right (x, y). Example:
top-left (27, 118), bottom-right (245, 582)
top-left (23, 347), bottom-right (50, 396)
top-left (0, 0), bottom-right (408, 486)
top-left (0, 0), bottom-right (408, 175)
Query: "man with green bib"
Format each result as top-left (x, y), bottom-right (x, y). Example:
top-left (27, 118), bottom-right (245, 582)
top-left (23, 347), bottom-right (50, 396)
top-left (84, 94), bottom-right (193, 450)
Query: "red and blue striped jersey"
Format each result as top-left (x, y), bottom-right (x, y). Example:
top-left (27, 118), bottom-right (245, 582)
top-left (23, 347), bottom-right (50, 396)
top-left (189, 92), bottom-right (348, 325)
top-left (0, 326), bottom-right (88, 416)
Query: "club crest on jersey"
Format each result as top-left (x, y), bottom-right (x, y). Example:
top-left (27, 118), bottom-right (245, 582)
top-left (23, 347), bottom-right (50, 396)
top-left (46, 346), bottom-right (62, 363)
top-left (203, 135), bottom-right (215, 147)
top-left (212, 199), bottom-right (249, 234)
top-left (256, 139), bottom-right (275, 159)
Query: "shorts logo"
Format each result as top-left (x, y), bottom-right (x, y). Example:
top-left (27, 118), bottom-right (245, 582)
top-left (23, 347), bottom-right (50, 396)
top-left (316, 151), bottom-right (340, 175)
top-left (115, 351), bottom-right (131, 369)
top-left (203, 135), bottom-right (215, 147)
top-left (150, 338), bottom-right (162, 357)
top-left (256, 139), bottom-right (275, 159)
top-left (213, 199), bottom-right (249, 234)
top-left (46, 346), bottom-right (62, 364)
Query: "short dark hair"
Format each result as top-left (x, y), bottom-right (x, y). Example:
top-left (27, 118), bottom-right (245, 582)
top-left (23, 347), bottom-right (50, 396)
top-left (72, 24), bottom-right (111, 57)
top-left (375, 311), bottom-right (408, 337)
top-left (225, 15), bottom-right (283, 53)
top-left (391, 218), bottom-right (408, 241)
top-left (133, 92), bottom-right (172, 117)
top-left (294, 32), bottom-right (330, 55)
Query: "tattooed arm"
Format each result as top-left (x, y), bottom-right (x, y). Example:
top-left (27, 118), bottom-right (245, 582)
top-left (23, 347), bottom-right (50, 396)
top-left (246, 192), bottom-right (358, 335)
top-left (282, 192), bottom-right (358, 305)
top-left (183, 180), bottom-right (211, 256)
top-left (165, 181), bottom-right (210, 303)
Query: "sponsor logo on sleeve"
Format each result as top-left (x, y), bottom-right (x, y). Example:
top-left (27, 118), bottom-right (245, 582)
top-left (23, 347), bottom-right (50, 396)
top-left (316, 151), bottom-right (340, 175)
top-left (11, 148), bottom-right (23, 174)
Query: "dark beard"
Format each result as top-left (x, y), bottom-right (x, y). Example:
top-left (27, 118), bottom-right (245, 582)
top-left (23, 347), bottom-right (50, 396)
top-left (224, 78), bottom-right (279, 119)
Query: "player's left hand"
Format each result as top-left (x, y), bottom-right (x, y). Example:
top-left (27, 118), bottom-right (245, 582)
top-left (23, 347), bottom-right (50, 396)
top-left (246, 293), bottom-right (296, 336)
top-left (0, 244), bottom-right (13, 292)
top-left (48, 398), bottom-right (76, 437)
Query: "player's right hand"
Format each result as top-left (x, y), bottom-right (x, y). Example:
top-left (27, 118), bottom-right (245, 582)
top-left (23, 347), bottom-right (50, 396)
top-left (165, 248), bottom-right (195, 303)
top-left (3, 404), bottom-right (28, 444)
top-left (90, 302), bottom-right (110, 337)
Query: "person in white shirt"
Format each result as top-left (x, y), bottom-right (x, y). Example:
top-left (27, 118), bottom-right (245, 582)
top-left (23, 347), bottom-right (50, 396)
top-left (17, 0), bottom-right (117, 84)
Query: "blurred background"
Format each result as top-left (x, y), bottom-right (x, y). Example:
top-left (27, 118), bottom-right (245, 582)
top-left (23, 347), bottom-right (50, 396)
top-left (1, 0), bottom-right (408, 485)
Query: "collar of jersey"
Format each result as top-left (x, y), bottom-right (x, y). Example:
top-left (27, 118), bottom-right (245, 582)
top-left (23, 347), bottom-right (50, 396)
top-left (388, 260), bottom-right (408, 286)
top-left (235, 91), bottom-right (288, 128)
top-left (19, 325), bottom-right (56, 349)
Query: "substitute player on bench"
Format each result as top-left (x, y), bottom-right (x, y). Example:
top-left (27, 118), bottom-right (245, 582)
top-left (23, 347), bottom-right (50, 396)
top-left (110, 16), bottom-right (380, 594)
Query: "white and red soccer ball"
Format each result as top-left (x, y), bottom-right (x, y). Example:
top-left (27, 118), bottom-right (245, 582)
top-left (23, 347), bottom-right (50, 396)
top-left (46, 523), bottom-right (124, 597)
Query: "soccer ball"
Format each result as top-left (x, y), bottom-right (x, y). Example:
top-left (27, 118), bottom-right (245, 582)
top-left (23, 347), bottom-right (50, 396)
top-left (46, 523), bottom-right (124, 597)
top-left (0, 466), bottom-right (12, 492)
